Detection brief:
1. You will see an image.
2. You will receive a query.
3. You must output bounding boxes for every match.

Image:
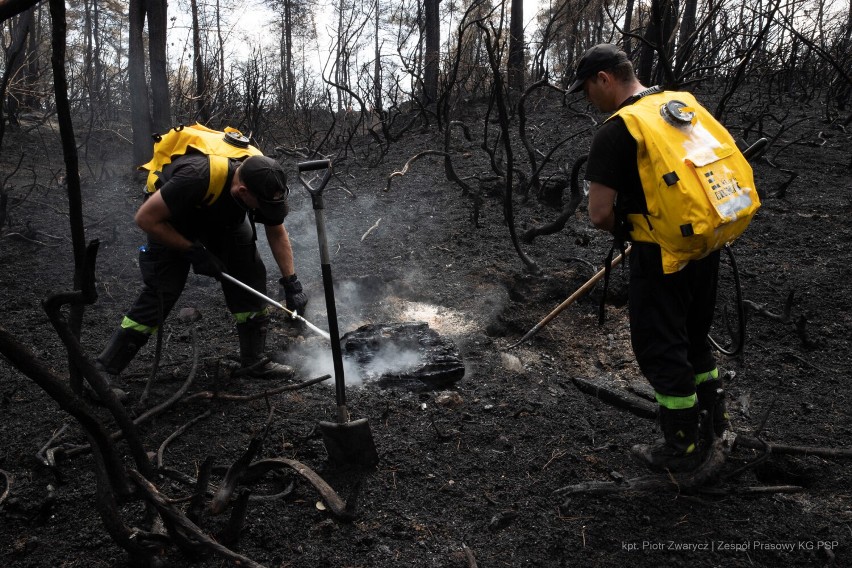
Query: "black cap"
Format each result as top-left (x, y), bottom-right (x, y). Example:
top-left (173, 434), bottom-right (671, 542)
top-left (567, 44), bottom-right (630, 94)
top-left (239, 156), bottom-right (290, 223)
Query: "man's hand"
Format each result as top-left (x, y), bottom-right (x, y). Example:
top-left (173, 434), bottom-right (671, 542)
top-left (279, 274), bottom-right (308, 315)
top-left (186, 242), bottom-right (225, 279)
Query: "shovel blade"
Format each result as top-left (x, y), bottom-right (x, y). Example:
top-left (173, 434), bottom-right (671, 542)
top-left (319, 418), bottom-right (379, 468)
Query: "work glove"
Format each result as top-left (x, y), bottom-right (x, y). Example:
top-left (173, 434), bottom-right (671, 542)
top-left (186, 242), bottom-right (225, 280)
top-left (279, 274), bottom-right (308, 316)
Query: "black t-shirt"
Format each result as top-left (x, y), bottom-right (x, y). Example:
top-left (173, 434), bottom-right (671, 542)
top-left (584, 100), bottom-right (649, 216)
top-left (158, 153), bottom-right (281, 240)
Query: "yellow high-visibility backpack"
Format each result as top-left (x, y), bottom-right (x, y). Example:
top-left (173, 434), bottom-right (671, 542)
top-left (611, 91), bottom-right (761, 274)
top-left (138, 123), bottom-right (262, 206)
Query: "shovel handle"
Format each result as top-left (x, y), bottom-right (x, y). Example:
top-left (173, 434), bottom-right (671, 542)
top-left (297, 160), bottom-right (333, 205)
top-left (298, 159), bottom-right (331, 172)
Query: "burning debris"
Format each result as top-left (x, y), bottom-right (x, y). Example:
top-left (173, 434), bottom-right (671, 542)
top-left (341, 321), bottom-right (465, 389)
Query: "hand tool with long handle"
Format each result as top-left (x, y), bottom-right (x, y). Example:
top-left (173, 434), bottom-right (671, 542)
top-left (220, 272), bottom-right (330, 341)
top-left (298, 159), bottom-right (379, 468)
top-left (508, 245), bottom-right (631, 349)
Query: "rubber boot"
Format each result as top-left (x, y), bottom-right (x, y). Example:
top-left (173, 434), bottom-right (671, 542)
top-left (697, 379), bottom-right (730, 438)
top-left (89, 327), bottom-right (150, 402)
top-left (236, 315), bottom-right (295, 379)
top-left (631, 406), bottom-right (703, 473)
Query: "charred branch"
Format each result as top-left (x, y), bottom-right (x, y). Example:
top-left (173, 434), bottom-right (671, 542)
top-left (247, 458), bottom-right (354, 521)
top-left (128, 470), bottom-right (267, 568)
top-left (210, 437), bottom-right (265, 515)
top-left (186, 456), bottom-right (215, 525)
top-left (521, 155), bottom-right (587, 243)
top-left (517, 79), bottom-right (566, 196)
top-left (743, 291), bottom-right (815, 348)
top-left (477, 20), bottom-right (538, 273)
top-left (156, 410), bottom-right (211, 469)
top-left (0, 469), bottom-right (11, 506)
top-left (184, 373), bottom-right (331, 402)
top-left (0, 326), bottom-right (133, 497)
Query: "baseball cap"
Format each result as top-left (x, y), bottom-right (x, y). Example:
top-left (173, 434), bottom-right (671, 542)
top-left (239, 156), bottom-right (290, 223)
top-left (567, 44), bottom-right (630, 94)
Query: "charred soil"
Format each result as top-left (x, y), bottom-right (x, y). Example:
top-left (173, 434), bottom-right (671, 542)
top-left (1, 98), bottom-right (851, 567)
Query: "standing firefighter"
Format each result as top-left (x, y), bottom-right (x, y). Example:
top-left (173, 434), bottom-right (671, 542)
top-left (95, 125), bottom-right (309, 399)
top-left (569, 45), bottom-right (760, 472)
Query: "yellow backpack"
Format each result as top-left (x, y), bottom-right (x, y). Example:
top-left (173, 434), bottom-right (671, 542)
top-left (611, 91), bottom-right (761, 273)
top-left (138, 123), bottom-right (262, 206)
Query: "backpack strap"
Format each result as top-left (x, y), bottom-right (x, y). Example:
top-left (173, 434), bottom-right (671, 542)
top-left (202, 154), bottom-right (230, 206)
top-left (598, 238), bottom-right (628, 325)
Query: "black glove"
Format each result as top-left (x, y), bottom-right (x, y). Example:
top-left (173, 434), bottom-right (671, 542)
top-left (279, 274), bottom-right (308, 315)
top-left (186, 242), bottom-right (225, 279)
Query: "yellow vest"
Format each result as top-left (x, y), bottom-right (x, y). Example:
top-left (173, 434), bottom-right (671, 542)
top-left (611, 91), bottom-right (760, 273)
top-left (139, 123), bottom-right (262, 206)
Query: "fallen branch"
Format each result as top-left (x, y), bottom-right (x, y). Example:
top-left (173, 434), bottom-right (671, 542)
top-left (386, 150), bottom-right (449, 191)
top-left (184, 374), bottom-right (331, 402)
top-left (36, 423), bottom-right (69, 466)
top-left (157, 410), bottom-right (212, 468)
top-left (462, 543), bottom-right (479, 568)
top-left (571, 376), bottom-right (656, 419)
top-left (361, 218), bottom-right (381, 241)
top-left (0, 469), bottom-right (11, 506)
top-left (210, 437), bottom-right (265, 515)
top-left (128, 470), bottom-right (267, 568)
top-left (247, 458), bottom-right (354, 521)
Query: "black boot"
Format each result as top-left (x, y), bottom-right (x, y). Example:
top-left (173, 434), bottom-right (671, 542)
top-left (631, 406), bottom-right (704, 473)
top-left (90, 327), bottom-right (150, 402)
top-left (236, 315), bottom-right (295, 379)
top-left (697, 378), bottom-right (730, 438)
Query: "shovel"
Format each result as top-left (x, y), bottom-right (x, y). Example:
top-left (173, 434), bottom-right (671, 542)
top-left (298, 159), bottom-right (379, 468)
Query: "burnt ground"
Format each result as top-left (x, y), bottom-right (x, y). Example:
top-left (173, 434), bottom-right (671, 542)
top-left (1, 97), bottom-right (851, 568)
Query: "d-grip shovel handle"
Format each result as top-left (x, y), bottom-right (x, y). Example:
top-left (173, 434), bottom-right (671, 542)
top-left (298, 159), bottom-right (333, 204)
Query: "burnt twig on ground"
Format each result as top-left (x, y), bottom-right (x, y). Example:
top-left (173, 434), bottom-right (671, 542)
top-left (36, 423), bottom-right (69, 466)
top-left (0, 469), bottom-right (11, 506)
top-left (185, 374), bottom-right (331, 402)
top-left (462, 543), bottom-right (479, 568)
top-left (385, 150), bottom-right (450, 192)
top-left (571, 376), bottom-right (657, 419)
top-left (157, 410), bottom-right (212, 469)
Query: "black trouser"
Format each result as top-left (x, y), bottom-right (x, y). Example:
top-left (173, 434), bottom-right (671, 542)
top-left (124, 219), bottom-right (268, 330)
top-left (628, 243), bottom-right (719, 400)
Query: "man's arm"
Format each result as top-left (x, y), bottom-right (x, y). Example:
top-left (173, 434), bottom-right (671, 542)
top-left (264, 223), bottom-right (296, 278)
top-left (135, 192), bottom-right (193, 251)
top-left (588, 182), bottom-right (617, 232)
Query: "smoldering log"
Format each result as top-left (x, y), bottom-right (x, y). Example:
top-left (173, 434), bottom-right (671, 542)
top-left (341, 321), bottom-right (465, 389)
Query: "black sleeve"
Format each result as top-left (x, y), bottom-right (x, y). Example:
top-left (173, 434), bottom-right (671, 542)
top-left (584, 117), bottom-right (647, 215)
top-left (158, 155), bottom-right (209, 218)
top-left (585, 117), bottom-right (637, 189)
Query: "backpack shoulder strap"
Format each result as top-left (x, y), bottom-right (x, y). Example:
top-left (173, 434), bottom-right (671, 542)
top-left (203, 154), bottom-right (230, 206)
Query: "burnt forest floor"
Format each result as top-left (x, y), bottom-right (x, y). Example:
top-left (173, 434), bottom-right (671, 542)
top-left (1, 95), bottom-right (851, 568)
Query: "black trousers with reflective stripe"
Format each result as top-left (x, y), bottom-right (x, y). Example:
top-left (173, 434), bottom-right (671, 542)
top-left (627, 242), bottom-right (719, 399)
top-left (125, 219), bottom-right (267, 329)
